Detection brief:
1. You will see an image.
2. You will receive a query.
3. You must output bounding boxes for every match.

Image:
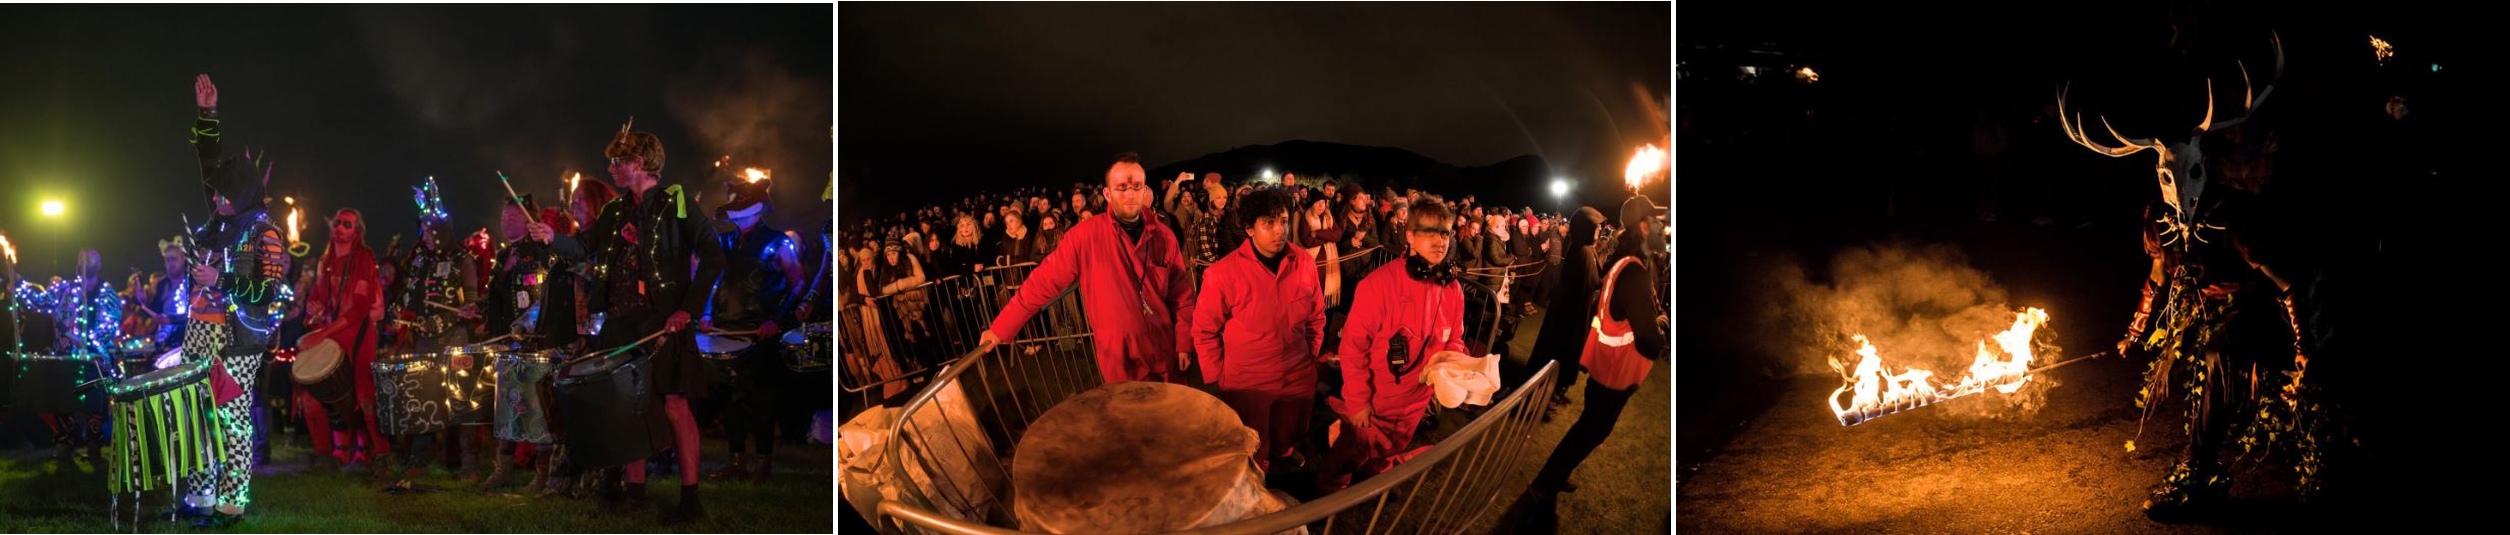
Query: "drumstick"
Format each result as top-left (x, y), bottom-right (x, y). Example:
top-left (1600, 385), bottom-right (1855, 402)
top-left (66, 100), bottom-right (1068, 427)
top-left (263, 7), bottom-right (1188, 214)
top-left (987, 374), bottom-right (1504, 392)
top-left (476, 333), bottom-right (518, 346)
top-left (426, 300), bottom-right (466, 314)
top-left (595, 330), bottom-right (671, 358)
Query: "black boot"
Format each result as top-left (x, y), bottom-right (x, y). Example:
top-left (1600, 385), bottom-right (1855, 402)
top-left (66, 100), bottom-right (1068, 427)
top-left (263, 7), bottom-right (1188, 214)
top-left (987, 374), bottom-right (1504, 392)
top-left (2142, 459), bottom-right (2232, 519)
top-left (662, 484), bottom-right (707, 525)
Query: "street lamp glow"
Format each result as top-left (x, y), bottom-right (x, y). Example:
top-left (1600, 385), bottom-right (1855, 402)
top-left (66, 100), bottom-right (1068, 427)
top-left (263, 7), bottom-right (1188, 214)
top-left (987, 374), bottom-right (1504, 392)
top-left (1262, 168), bottom-right (1276, 181)
top-left (1550, 179), bottom-right (1570, 198)
top-left (40, 201), bottom-right (64, 217)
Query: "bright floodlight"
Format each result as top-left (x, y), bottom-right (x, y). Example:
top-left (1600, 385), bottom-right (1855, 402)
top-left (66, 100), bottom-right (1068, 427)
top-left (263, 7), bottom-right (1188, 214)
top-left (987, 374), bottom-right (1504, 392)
top-left (1550, 179), bottom-right (1570, 198)
top-left (40, 201), bottom-right (63, 217)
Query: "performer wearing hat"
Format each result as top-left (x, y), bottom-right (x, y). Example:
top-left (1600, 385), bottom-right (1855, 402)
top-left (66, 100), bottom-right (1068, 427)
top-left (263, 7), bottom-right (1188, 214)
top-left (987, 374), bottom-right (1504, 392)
top-left (380, 176), bottom-right (484, 488)
top-left (580, 118), bottom-right (727, 523)
top-left (700, 171), bottom-right (804, 482)
top-left (179, 73), bottom-right (295, 527)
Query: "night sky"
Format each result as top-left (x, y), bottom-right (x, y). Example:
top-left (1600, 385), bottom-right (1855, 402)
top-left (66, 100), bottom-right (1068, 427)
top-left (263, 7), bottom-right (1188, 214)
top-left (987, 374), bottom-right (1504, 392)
top-left (838, 2), bottom-right (1672, 221)
top-left (0, 4), bottom-right (831, 280)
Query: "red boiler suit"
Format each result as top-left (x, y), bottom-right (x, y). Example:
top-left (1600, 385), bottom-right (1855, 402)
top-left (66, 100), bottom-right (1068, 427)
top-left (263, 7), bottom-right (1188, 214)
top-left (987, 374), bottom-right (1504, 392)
top-left (1192, 242), bottom-right (1328, 470)
top-left (987, 212), bottom-right (1197, 383)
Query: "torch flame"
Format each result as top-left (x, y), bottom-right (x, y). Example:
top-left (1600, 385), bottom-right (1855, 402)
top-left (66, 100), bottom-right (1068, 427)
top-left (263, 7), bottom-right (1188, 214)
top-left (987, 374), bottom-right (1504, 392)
top-left (744, 168), bottom-right (770, 183)
top-left (287, 207), bottom-right (301, 244)
top-left (1623, 144), bottom-right (1666, 191)
top-left (1828, 308), bottom-right (2049, 426)
top-left (0, 234), bottom-right (14, 265)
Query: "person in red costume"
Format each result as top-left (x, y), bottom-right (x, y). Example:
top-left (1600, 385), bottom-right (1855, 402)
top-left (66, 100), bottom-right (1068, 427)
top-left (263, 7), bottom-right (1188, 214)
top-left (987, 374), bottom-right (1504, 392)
top-left (300, 208), bottom-right (386, 472)
top-left (1315, 196), bottom-right (1467, 493)
top-left (976, 152), bottom-right (1197, 384)
top-left (1191, 186), bottom-right (1327, 473)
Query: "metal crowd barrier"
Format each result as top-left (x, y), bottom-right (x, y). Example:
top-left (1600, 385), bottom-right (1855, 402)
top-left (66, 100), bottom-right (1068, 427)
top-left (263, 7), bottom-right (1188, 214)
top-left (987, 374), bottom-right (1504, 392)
top-left (858, 248), bottom-right (1561, 534)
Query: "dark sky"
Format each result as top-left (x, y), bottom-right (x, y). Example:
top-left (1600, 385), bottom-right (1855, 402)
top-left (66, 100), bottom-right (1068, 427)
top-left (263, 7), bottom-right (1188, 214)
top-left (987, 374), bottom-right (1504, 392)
top-left (0, 4), bottom-right (831, 279)
top-left (838, 2), bottom-right (1672, 221)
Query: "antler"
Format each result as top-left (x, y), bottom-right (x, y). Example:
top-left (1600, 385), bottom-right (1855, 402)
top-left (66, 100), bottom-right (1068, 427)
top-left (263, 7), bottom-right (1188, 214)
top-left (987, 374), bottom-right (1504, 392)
top-left (2201, 32), bottom-right (2283, 132)
top-left (2057, 83), bottom-right (2155, 157)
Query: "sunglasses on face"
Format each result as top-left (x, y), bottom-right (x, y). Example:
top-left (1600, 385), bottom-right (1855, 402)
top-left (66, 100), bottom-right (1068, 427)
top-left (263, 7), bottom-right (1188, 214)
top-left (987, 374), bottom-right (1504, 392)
top-left (335, 220), bottom-right (358, 229)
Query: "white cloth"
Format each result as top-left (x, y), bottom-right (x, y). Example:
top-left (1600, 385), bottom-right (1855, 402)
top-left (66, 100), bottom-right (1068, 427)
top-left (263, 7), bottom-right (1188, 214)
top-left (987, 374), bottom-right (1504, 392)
top-left (1422, 351), bottom-right (1503, 408)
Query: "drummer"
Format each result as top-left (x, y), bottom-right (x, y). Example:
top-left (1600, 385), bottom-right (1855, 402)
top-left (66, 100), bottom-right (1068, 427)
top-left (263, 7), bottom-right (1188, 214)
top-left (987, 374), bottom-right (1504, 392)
top-left (478, 195), bottom-right (586, 490)
top-left (144, 238), bottom-right (192, 351)
top-left (177, 72), bottom-right (296, 528)
top-left (701, 170), bottom-right (804, 483)
top-left (301, 208), bottom-right (387, 472)
top-left (580, 118), bottom-right (726, 523)
top-left (381, 177), bottom-right (485, 489)
top-left (16, 250), bottom-right (124, 465)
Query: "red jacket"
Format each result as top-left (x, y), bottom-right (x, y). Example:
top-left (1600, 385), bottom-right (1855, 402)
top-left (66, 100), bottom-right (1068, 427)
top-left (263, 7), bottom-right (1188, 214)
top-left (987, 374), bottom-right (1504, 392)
top-left (1336, 261), bottom-right (1467, 426)
top-left (988, 212), bottom-right (1197, 383)
top-left (1192, 241), bottom-right (1327, 394)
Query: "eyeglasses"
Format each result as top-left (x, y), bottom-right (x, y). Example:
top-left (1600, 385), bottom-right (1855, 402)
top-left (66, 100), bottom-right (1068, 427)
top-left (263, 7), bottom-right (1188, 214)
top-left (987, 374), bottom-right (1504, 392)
top-left (608, 157), bottom-right (628, 167)
top-left (334, 220), bottom-right (358, 229)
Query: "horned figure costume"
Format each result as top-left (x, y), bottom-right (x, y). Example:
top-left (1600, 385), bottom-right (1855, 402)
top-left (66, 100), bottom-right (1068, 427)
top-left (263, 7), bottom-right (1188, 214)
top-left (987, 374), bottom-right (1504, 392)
top-left (180, 101), bottom-right (295, 520)
top-left (2060, 33), bottom-right (2340, 514)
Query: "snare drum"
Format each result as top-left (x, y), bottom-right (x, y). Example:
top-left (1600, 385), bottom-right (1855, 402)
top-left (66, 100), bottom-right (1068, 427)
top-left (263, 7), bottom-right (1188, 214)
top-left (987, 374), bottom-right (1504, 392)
top-left (494, 349), bottom-right (566, 444)
top-left (781, 322), bottom-right (831, 373)
top-left (444, 342), bottom-right (515, 425)
top-left (1012, 382), bottom-right (1291, 533)
top-left (9, 353), bottom-right (108, 413)
top-left (696, 333), bottom-right (755, 391)
top-left (104, 359), bottom-right (224, 494)
top-left (553, 351), bottom-right (670, 469)
top-left (372, 350), bottom-right (452, 436)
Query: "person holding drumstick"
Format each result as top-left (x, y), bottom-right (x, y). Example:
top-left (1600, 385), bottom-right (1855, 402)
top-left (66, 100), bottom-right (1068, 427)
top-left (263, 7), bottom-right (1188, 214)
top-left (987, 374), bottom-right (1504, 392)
top-left (381, 179), bottom-right (484, 489)
top-left (17, 250), bottom-right (123, 465)
top-left (477, 195), bottom-right (586, 490)
top-left (700, 172), bottom-right (805, 483)
top-left (580, 119), bottom-right (727, 524)
top-left (178, 72), bottom-right (296, 527)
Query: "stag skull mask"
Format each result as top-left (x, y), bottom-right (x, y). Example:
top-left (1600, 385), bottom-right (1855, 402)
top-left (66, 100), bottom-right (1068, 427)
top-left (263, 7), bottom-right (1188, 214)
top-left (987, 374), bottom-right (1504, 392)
top-left (2060, 34), bottom-right (2281, 249)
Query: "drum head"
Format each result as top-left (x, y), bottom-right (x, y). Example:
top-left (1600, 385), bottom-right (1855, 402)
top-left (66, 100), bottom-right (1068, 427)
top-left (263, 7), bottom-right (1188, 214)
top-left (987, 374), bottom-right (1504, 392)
top-left (782, 328), bottom-right (808, 345)
top-left (294, 339), bottom-right (344, 383)
top-left (697, 334), bottom-right (753, 357)
top-left (109, 359), bottom-right (210, 400)
top-left (1012, 382), bottom-right (1258, 532)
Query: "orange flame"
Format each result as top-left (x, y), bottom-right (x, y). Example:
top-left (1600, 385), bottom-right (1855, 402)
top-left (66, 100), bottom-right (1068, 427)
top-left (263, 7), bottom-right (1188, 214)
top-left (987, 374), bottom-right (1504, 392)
top-left (1828, 308), bottom-right (2049, 426)
top-left (744, 167), bottom-right (770, 183)
top-left (1624, 144), bottom-right (1666, 191)
top-left (287, 207), bottom-right (301, 244)
top-left (0, 234), bottom-right (14, 265)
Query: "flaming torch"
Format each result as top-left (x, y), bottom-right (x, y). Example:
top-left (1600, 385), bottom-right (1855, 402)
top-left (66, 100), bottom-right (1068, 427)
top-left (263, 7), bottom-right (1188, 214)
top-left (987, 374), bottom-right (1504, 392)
top-left (743, 167), bottom-right (770, 183)
top-left (1827, 308), bottom-right (2099, 426)
top-left (1, 233), bottom-right (16, 267)
top-left (1624, 144), bottom-right (1666, 192)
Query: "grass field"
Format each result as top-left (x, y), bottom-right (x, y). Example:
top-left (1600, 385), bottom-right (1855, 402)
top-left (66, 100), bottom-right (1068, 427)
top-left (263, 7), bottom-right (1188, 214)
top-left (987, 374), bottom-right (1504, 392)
top-left (0, 431), bottom-right (834, 533)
